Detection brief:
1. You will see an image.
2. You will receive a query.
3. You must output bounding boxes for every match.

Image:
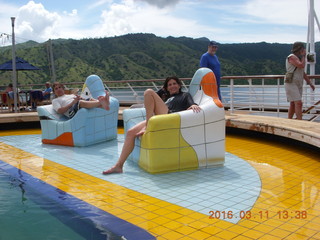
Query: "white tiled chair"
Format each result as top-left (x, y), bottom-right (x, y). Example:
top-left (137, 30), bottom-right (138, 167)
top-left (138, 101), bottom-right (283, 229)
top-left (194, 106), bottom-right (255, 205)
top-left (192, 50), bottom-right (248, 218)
top-left (123, 68), bottom-right (225, 173)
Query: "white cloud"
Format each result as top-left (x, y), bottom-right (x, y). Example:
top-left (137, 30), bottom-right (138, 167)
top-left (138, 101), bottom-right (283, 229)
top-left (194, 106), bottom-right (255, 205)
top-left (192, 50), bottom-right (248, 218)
top-left (96, 1), bottom-right (136, 37)
top-left (88, 0), bottom-right (113, 10)
top-left (0, 0), bottom-right (319, 45)
top-left (7, 1), bottom-right (85, 43)
top-left (0, 2), bottom-right (19, 37)
top-left (0, 2), bottom-right (17, 17)
top-left (15, 1), bottom-right (61, 42)
top-left (188, 0), bottom-right (319, 43)
top-left (64, 9), bottom-right (78, 17)
top-left (242, 0), bottom-right (308, 26)
top-left (94, 0), bottom-right (223, 40)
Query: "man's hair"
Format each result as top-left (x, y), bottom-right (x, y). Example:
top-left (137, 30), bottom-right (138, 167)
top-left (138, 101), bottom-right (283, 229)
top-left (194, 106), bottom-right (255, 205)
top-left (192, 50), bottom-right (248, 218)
top-left (52, 82), bottom-right (64, 93)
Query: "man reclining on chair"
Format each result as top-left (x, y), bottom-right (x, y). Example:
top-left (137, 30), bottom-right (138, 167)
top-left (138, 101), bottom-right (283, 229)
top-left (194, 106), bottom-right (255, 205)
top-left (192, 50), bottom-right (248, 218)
top-left (52, 82), bottom-right (110, 118)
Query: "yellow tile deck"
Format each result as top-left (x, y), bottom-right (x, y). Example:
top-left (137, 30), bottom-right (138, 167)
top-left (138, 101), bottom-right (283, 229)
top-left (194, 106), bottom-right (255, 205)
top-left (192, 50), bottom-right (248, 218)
top-left (0, 127), bottom-right (319, 239)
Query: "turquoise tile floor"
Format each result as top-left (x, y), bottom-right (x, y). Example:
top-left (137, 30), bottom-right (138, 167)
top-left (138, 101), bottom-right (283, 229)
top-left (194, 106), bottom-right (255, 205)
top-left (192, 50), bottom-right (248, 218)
top-left (0, 134), bottom-right (260, 224)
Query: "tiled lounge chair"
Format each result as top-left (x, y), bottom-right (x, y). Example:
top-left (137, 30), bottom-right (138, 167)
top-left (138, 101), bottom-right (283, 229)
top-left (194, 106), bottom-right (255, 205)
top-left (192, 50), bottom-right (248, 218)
top-left (123, 68), bottom-right (225, 173)
top-left (37, 75), bottom-right (119, 147)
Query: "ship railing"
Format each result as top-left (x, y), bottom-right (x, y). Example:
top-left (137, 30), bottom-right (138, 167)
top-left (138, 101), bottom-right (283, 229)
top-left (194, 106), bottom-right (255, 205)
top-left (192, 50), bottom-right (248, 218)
top-left (1, 75), bottom-right (319, 120)
top-left (221, 75), bottom-right (319, 119)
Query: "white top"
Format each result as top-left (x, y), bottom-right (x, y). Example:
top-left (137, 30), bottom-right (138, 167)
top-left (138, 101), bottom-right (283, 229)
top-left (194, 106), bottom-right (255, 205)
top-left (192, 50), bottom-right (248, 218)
top-left (285, 54), bottom-right (304, 83)
top-left (52, 94), bottom-right (76, 117)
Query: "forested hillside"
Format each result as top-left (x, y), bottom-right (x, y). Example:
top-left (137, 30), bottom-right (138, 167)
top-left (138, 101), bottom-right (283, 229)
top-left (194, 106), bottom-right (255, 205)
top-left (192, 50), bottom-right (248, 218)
top-left (0, 33), bottom-right (319, 86)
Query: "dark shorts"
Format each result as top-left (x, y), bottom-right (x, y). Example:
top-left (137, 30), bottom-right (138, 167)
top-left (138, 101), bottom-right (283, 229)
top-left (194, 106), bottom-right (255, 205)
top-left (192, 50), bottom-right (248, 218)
top-left (67, 102), bottom-right (80, 118)
top-left (31, 90), bottom-right (44, 101)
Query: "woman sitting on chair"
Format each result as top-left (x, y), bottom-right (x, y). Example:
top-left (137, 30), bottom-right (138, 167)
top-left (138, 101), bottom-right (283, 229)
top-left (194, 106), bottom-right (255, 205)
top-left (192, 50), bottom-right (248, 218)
top-left (103, 76), bottom-right (201, 174)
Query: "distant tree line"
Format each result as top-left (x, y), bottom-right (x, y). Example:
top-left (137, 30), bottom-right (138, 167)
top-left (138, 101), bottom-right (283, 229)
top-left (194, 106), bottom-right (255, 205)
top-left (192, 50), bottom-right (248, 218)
top-left (0, 33), bottom-right (319, 87)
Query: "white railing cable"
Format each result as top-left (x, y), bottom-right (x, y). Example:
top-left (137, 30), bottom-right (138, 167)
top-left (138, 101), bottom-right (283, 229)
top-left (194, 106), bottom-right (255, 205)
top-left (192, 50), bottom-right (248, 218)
top-left (2, 75), bottom-right (319, 120)
top-left (126, 82), bottom-right (140, 104)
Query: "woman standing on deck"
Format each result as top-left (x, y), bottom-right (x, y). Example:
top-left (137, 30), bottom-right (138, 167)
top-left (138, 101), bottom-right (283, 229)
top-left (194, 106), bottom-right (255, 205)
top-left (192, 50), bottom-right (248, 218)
top-left (103, 76), bottom-right (201, 174)
top-left (284, 42), bottom-right (315, 120)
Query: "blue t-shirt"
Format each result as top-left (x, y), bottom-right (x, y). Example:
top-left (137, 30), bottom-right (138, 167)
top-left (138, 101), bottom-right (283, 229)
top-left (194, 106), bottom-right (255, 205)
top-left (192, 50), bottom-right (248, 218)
top-left (43, 87), bottom-right (52, 100)
top-left (200, 52), bottom-right (222, 100)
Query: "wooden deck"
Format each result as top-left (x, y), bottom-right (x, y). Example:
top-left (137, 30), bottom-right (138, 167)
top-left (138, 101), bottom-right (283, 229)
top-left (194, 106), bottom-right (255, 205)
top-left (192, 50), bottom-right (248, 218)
top-left (0, 109), bottom-right (319, 148)
top-left (225, 112), bottom-right (320, 148)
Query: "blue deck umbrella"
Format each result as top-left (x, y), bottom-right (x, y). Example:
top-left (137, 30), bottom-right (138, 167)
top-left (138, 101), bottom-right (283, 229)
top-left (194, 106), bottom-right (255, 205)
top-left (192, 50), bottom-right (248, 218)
top-left (0, 57), bottom-right (41, 111)
top-left (0, 57), bottom-right (41, 71)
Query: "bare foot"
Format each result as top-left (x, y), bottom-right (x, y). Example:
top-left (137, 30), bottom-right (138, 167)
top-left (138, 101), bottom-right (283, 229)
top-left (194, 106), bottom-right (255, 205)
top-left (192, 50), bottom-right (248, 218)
top-left (104, 90), bottom-right (110, 108)
top-left (102, 166), bottom-right (123, 175)
top-left (136, 126), bottom-right (146, 137)
top-left (98, 92), bottom-right (110, 110)
top-left (105, 91), bottom-right (110, 105)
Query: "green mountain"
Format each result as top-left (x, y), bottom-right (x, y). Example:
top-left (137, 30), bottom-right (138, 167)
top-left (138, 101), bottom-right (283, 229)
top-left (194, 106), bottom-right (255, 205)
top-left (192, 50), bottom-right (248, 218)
top-left (0, 33), bottom-right (319, 87)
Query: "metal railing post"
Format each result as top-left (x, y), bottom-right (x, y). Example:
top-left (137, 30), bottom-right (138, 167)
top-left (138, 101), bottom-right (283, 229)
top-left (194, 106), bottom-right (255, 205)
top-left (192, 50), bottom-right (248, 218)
top-left (230, 79), bottom-right (234, 113)
top-left (104, 84), bottom-right (113, 96)
top-left (277, 78), bottom-right (280, 117)
top-left (126, 82), bottom-right (140, 103)
top-left (262, 78), bottom-right (265, 112)
top-left (248, 78), bottom-right (252, 112)
top-left (151, 81), bottom-right (160, 91)
top-left (181, 81), bottom-right (189, 92)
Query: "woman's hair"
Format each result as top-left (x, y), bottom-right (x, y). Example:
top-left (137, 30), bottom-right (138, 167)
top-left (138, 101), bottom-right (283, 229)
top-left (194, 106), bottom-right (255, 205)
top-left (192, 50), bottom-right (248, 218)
top-left (52, 82), bottom-right (64, 93)
top-left (163, 76), bottom-right (182, 93)
top-left (291, 42), bottom-right (305, 54)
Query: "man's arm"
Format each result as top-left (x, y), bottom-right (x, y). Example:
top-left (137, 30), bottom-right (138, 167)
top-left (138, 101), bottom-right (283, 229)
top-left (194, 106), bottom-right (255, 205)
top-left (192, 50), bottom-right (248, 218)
top-left (54, 95), bottom-right (80, 115)
top-left (200, 54), bottom-right (208, 67)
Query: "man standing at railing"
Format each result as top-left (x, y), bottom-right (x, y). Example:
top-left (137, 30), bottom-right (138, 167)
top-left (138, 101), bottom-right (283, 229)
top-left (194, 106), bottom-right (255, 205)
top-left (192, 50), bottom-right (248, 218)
top-left (284, 42), bottom-right (315, 120)
top-left (200, 40), bottom-right (222, 100)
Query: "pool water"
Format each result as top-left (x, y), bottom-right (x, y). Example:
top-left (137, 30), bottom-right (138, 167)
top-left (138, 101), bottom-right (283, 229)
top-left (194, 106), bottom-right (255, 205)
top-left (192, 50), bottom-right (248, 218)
top-left (0, 168), bottom-right (123, 240)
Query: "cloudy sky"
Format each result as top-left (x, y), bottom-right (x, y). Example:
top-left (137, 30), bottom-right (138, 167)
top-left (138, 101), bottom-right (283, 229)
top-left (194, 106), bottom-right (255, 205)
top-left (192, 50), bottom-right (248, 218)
top-left (0, 0), bottom-right (319, 46)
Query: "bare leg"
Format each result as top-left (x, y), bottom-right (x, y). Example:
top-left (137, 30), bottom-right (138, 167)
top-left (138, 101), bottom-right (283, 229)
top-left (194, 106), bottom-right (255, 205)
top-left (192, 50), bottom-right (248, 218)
top-left (136, 89), bottom-right (169, 136)
top-left (79, 92), bottom-right (110, 110)
top-left (288, 101), bottom-right (295, 119)
top-left (79, 99), bottom-right (101, 109)
top-left (103, 89), bottom-right (168, 174)
top-left (294, 100), bottom-right (303, 120)
top-left (135, 89), bottom-right (168, 136)
top-left (102, 120), bottom-right (146, 174)
top-left (144, 89), bottom-right (168, 122)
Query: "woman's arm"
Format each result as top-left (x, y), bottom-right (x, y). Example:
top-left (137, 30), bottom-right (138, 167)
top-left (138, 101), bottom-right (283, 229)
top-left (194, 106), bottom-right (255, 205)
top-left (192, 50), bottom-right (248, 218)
top-left (303, 72), bottom-right (315, 91)
top-left (289, 49), bottom-right (306, 68)
top-left (188, 104), bottom-right (201, 112)
top-left (185, 93), bottom-right (201, 112)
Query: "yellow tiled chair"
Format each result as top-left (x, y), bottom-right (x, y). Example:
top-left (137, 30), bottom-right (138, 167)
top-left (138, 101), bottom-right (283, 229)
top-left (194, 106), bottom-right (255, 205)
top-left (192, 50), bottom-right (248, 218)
top-left (123, 68), bottom-right (225, 173)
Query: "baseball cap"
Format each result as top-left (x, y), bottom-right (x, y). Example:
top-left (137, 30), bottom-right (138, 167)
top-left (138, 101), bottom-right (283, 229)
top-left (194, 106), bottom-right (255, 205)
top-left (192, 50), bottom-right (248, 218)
top-left (208, 41), bottom-right (218, 46)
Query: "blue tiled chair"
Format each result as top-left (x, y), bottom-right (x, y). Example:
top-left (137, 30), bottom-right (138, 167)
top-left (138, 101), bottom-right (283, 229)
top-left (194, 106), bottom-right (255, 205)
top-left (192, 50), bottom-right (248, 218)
top-left (37, 75), bottom-right (119, 147)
